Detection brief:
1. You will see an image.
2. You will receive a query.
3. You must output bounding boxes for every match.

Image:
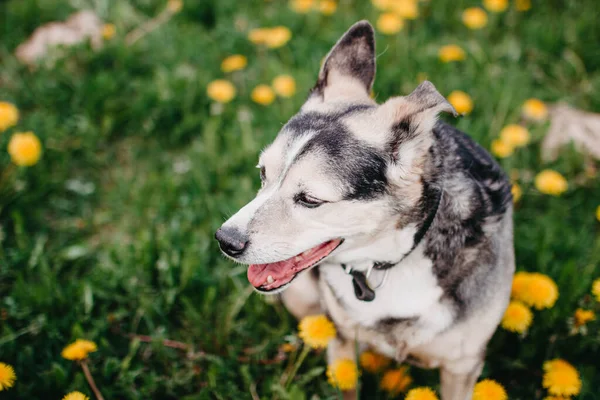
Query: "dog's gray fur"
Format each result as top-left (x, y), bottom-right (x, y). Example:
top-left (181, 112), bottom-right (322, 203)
top-left (216, 21), bottom-right (515, 400)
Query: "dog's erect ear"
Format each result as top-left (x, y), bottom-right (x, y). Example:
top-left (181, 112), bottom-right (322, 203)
top-left (311, 20), bottom-right (376, 103)
top-left (379, 81), bottom-right (457, 162)
top-left (405, 81), bottom-right (457, 118)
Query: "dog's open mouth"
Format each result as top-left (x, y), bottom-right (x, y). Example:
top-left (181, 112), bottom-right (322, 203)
top-left (247, 239), bottom-right (343, 292)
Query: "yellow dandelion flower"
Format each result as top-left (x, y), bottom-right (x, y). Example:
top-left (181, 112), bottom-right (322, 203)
top-left (0, 362), bottom-right (16, 391)
top-left (593, 278), bottom-right (600, 302)
top-left (78, 340), bottom-right (97, 352)
top-left (534, 170), bottom-right (568, 196)
top-left (543, 359), bottom-right (582, 397)
top-left (377, 13), bottom-right (404, 35)
top-left (544, 397), bottom-right (570, 400)
top-left (596, 206), bottom-right (600, 222)
top-left (522, 98), bottom-right (548, 122)
top-left (447, 91), bottom-right (473, 115)
top-left (390, 0), bottom-right (418, 20)
top-left (248, 28), bottom-right (270, 45)
top-left (372, 0), bottom-right (392, 10)
top-left (290, 0), bottom-right (314, 13)
top-left (327, 358), bottom-right (358, 390)
top-left (511, 183), bottom-right (522, 203)
top-left (206, 80), bottom-right (236, 104)
top-left (272, 75), bottom-right (296, 98)
top-left (491, 139), bottom-right (514, 158)
top-left (520, 273), bottom-right (558, 310)
top-left (318, 0), bottom-right (337, 15)
top-left (516, 0), bottom-right (531, 11)
top-left (101, 23), bottom-right (116, 40)
top-left (167, 0), bottom-right (183, 13)
top-left (280, 343), bottom-right (297, 353)
top-left (511, 271), bottom-right (531, 301)
top-left (8, 131), bottom-right (42, 167)
top-left (574, 308), bottom-right (595, 327)
top-left (483, 0), bottom-right (508, 13)
top-left (509, 169), bottom-right (520, 181)
top-left (0, 102), bottom-right (19, 132)
top-left (472, 379), bottom-right (507, 400)
top-left (298, 314), bottom-right (336, 348)
top-left (62, 347), bottom-right (88, 361)
top-left (360, 350), bottom-right (391, 373)
top-left (251, 85), bottom-right (276, 106)
top-left (405, 387), bottom-right (439, 400)
top-left (380, 367), bottom-right (412, 394)
top-left (61, 339), bottom-right (98, 361)
top-left (248, 26), bottom-right (292, 48)
top-left (501, 301), bottom-right (533, 333)
top-left (63, 392), bottom-right (90, 400)
top-left (438, 45), bottom-right (466, 63)
top-left (265, 26), bottom-right (292, 49)
top-left (462, 8), bottom-right (488, 30)
top-left (221, 55), bottom-right (247, 73)
top-left (500, 124), bottom-right (530, 148)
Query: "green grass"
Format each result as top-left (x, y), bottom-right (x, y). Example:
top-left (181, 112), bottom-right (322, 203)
top-left (1, 0), bottom-right (600, 398)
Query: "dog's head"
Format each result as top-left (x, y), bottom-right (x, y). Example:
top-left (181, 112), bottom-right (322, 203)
top-left (215, 21), bottom-right (456, 293)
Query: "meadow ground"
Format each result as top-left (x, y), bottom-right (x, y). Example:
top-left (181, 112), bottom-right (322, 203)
top-left (1, 0), bottom-right (600, 399)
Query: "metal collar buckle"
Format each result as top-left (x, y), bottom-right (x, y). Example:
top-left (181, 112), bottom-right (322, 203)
top-left (341, 187), bottom-right (443, 302)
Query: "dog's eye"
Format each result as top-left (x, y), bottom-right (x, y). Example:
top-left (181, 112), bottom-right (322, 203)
top-left (294, 192), bottom-right (325, 208)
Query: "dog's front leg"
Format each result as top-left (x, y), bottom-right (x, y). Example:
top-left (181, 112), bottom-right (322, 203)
top-left (384, 321), bottom-right (431, 365)
top-left (327, 337), bottom-right (359, 400)
top-left (391, 339), bottom-right (409, 364)
top-left (439, 357), bottom-right (484, 400)
top-left (280, 269), bottom-right (322, 319)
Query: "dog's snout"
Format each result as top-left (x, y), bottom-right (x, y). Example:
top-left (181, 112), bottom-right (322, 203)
top-left (215, 227), bottom-right (249, 257)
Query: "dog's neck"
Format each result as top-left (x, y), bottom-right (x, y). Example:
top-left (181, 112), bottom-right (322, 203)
top-left (329, 191), bottom-right (442, 269)
top-left (327, 222), bottom-right (419, 271)
top-left (328, 159), bottom-right (444, 271)
top-left (326, 180), bottom-right (443, 302)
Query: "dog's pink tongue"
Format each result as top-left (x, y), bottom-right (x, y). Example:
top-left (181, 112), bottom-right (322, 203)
top-left (247, 240), bottom-right (342, 290)
top-left (247, 260), bottom-right (295, 288)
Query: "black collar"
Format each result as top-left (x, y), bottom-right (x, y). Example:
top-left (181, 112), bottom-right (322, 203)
top-left (342, 187), bottom-right (443, 302)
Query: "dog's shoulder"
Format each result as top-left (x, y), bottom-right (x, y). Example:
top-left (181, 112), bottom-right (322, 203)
top-left (423, 121), bottom-right (514, 318)
top-left (433, 121), bottom-right (512, 217)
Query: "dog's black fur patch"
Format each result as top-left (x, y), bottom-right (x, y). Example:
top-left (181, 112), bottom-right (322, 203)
top-left (376, 316), bottom-right (419, 333)
top-left (422, 121), bottom-right (512, 318)
top-left (285, 108), bottom-right (388, 201)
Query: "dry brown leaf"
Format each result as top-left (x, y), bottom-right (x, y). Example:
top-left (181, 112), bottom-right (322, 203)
top-left (542, 103), bottom-right (600, 161)
top-left (15, 10), bottom-right (103, 65)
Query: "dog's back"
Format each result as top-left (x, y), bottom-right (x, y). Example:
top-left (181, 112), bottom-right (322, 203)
top-left (406, 121), bottom-right (515, 380)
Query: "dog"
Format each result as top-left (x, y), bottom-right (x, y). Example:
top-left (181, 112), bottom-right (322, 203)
top-left (215, 21), bottom-right (514, 400)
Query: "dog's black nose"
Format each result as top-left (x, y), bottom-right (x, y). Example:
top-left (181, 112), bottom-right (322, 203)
top-left (215, 227), bottom-right (249, 257)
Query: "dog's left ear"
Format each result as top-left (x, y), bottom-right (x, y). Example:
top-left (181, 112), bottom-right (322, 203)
top-left (311, 20), bottom-right (376, 103)
top-left (404, 81), bottom-right (458, 118)
top-left (378, 81), bottom-right (458, 167)
top-left (380, 81), bottom-right (457, 162)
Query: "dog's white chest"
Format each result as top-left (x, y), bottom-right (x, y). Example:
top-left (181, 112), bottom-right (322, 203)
top-left (320, 250), bottom-right (446, 328)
